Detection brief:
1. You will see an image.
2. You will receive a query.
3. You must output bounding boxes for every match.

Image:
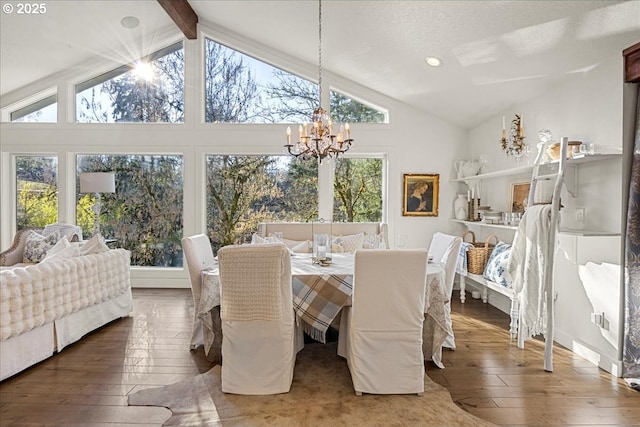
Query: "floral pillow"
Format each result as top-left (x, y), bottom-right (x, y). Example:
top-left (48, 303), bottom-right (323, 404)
top-left (362, 232), bottom-right (387, 249)
top-left (23, 230), bottom-right (61, 263)
top-left (483, 241), bottom-right (513, 288)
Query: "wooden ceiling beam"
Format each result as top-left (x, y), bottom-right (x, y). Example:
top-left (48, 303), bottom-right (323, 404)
top-left (157, 0), bottom-right (198, 40)
top-left (623, 41), bottom-right (640, 83)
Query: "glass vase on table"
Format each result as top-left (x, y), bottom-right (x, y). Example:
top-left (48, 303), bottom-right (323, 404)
top-left (312, 233), bottom-right (332, 265)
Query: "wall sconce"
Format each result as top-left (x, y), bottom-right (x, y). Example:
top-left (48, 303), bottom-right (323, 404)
top-left (500, 114), bottom-right (526, 157)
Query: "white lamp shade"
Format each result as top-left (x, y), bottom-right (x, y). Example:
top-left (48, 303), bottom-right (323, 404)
top-left (80, 172), bottom-right (116, 193)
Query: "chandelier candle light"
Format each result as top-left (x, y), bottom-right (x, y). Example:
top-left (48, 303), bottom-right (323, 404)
top-left (500, 114), bottom-right (526, 156)
top-left (284, 0), bottom-right (353, 163)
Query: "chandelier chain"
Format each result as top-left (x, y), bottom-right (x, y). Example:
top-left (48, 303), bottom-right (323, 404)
top-left (318, 0), bottom-right (322, 103)
top-left (283, 0), bottom-right (353, 163)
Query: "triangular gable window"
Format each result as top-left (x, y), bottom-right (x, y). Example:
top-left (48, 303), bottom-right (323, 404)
top-left (11, 94), bottom-right (57, 122)
top-left (75, 41), bottom-right (184, 123)
top-left (205, 38), bottom-right (317, 124)
top-left (330, 90), bottom-right (387, 123)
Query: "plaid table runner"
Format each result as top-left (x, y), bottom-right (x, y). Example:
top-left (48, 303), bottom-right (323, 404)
top-left (292, 273), bottom-right (353, 343)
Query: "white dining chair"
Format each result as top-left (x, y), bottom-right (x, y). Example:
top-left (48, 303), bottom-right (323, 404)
top-left (337, 249), bottom-right (428, 396)
top-left (428, 232), bottom-right (463, 349)
top-left (217, 242), bottom-right (303, 395)
top-left (181, 234), bottom-right (216, 350)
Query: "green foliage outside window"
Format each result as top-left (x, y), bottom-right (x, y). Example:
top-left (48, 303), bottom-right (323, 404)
top-left (16, 156), bottom-right (58, 229)
top-left (206, 155), bottom-right (318, 253)
top-left (333, 158), bottom-right (383, 222)
top-left (77, 155), bottom-right (184, 267)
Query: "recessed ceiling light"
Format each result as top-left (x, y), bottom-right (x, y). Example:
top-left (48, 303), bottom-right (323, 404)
top-left (425, 56), bottom-right (443, 67)
top-left (121, 16), bottom-right (140, 29)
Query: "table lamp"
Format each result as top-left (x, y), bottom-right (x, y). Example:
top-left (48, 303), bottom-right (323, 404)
top-left (80, 172), bottom-right (115, 236)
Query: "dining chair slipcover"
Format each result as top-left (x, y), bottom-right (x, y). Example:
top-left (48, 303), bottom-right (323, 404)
top-left (217, 243), bottom-right (303, 395)
top-left (428, 232), bottom-right (463, 349)
top-left (181, 234), bottom-right (216, 349)
top-left (338, 249), bottom-right (428, 395)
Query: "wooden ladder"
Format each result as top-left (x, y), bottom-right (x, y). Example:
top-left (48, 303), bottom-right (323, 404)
top-left (524, 136), bottom-right (568, 372)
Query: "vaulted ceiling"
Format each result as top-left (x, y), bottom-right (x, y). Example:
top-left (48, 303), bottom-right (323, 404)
top-left (1, 0), bottom-right (638, 129)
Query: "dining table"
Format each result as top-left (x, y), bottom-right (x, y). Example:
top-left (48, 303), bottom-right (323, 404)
top-left (198, 252), bottom-right (453, 368)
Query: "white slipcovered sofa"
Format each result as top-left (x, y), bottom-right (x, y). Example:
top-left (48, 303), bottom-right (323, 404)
top-left (0, 229), bottom-right (132, 381)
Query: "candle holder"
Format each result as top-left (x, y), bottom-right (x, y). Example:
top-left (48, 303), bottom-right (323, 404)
top-left (500, 114), bottom-right (526, 157)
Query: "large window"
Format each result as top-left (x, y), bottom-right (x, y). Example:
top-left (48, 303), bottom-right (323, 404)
top-left (333, 157), bottom-right (383, 222)
top-left (206, 155), bottom-right (318, 252)
top-left (76, 42), bottom-right (184, 123)
top-left (76, 154), bottom-right (184, 267)
top-left (16, 155), bottom-right (58, 228)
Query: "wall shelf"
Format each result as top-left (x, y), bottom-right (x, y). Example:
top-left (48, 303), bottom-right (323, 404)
top-left (451, 219), bottom-right (620, 236)
top-left (451, 219), bottom-right (517, 230)
top-left (452, 153), bottom-right (622, 183)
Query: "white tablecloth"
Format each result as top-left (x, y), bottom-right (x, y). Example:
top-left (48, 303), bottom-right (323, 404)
top-left (198, 253), bottom-right (452, 367)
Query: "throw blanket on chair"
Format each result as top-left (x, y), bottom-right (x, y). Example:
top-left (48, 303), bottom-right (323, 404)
top-left (507, 204), bottom-right (553, 348)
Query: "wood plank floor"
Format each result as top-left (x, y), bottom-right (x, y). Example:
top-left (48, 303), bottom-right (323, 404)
top-left (1, 288), bottom-right (638, 426)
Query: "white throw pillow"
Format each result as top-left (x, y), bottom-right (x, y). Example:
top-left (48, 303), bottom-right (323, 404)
top-left (251, 233), bottom-right (267, 244)
top-left (23, 230), bottom-right (60, 263)
top-left (280, 237), bottom-right (311, 253)
top-left (332, 233), bottom-right (365, 253)
top-left (42, 237), bottom-right (80, 262)
top-left (81, 234), bottom-right (110, 255)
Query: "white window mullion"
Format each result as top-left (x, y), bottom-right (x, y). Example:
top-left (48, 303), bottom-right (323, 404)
top-left (317, 159), bottom-right (334, 221)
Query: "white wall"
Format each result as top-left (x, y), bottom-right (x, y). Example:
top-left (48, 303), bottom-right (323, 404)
top-left (464, 52), bottom-right (625, 374)
top-left (0, 27), bottom-right (467, 288)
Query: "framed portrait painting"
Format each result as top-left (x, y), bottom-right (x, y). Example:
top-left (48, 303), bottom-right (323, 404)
top-left (402, 174), bottom-right (439, 217)
top-left (510, 181), bottom-right (531, 213)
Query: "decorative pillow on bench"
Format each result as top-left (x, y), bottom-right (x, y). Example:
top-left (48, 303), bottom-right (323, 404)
top-left (23, 230), bottom-right (61, 263)
top-left (251, 233), bottom-right (312, 253)
top-left (332, 232), bottom-right (365, 253)
top-left (483, 241), bottom-right (513, 288)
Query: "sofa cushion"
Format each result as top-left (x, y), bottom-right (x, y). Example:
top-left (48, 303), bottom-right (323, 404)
top-left (23, 230), bottom-right (60, 263)
top-left (81, 234), bottom-right (110, 255)
top-left (42, 236), bottom-right (81, 262)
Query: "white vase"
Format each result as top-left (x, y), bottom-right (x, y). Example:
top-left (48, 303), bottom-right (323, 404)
top-left (454, 194), bottom-right (468, 220)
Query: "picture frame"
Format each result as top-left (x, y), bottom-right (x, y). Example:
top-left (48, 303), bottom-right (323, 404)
top-left (510, 181), bottom-right (531, 213)
top-left (402, 174), bottom-right (439, 217)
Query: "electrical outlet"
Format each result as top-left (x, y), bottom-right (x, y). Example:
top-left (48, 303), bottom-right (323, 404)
top-left (575, 208), bottom-right (585, 224)
top-left (591, 312), bottom-right (607, 329)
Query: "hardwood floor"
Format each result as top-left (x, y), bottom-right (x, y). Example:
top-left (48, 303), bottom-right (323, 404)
top-left (0, 288), bottom-right (638, 426)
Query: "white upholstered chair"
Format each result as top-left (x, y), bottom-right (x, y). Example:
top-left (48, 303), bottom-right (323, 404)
top-left (337, 249), bottom-right (428, 396)
top-left (181, 234), bottom-right (216, 349)
top-left (428, 232), bottom-right (463, 349)
top-left (217, 243), bottom-right (303, 395)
